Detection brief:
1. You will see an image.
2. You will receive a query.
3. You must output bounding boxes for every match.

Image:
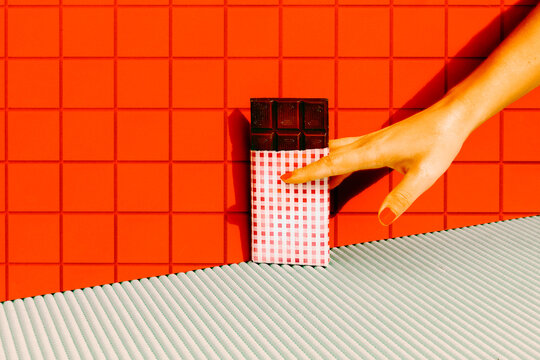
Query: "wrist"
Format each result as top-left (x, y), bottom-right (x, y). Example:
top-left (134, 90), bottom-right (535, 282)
top-left (434, 87), bottom-right (487, 138)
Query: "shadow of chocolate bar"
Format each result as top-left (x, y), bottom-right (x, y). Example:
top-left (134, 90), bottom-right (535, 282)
top-left (250, 98), bottom-right (328, 150)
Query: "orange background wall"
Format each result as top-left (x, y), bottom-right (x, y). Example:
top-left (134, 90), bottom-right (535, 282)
top-left (1, 0), bottom-right (539, 301)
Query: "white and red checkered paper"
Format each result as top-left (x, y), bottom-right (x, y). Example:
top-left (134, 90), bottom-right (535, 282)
top-left (250, 148), bottom-right (330, 267)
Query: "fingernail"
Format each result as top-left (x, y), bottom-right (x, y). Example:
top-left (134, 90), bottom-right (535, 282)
top-left (379, 207), bottom-right (396, 226)
top-left (280, 171), bottom-right (293, 181)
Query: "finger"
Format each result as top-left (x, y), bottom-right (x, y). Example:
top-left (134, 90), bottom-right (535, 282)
top-left (281, 142), bottom-right (381, 184)
top-left (329, 136), bottom-right (362, 150)
top-left (329, 173), bottom-right (351, 190)
top-left (378, 169), bottom-right (439, 226)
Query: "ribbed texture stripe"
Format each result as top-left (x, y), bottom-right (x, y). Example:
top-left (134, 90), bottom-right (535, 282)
top-left (1, 216), bottom-right (539, 359)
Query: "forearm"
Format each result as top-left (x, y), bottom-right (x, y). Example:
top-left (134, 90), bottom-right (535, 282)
top-left (439, 4), bottom-right (540, 136)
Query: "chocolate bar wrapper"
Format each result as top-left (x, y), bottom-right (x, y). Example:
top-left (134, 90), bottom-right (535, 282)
top-left (250, 148), bottom-right (330, 267)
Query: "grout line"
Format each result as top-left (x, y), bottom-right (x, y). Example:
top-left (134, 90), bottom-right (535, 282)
top-left (443, 0), bottom-right (448, 231)
top-left (333, 0), bottom-right (338, 248)
top-left (278, 0), bottom-right (282, 98)
top-left (499, 0), bottom-right (504, 220)
top-left (388, 0), bottom-right (394, 239)
top-left (223, 0), bottom-right (228, 265)
top-left (168, 0), bottom-right (173, 275)
top-left (4, 1), bottom-right (7, 301)
top-left (113, 0), bottom-right (118, 283)
top-left (3, 106), bottom-right (540, 111)
top-left (0, 4), bottom-right (520, 8)
top-left (59, 0), bottom-right (64, 291)
top-left (0, 55), bottom-right (500, 60)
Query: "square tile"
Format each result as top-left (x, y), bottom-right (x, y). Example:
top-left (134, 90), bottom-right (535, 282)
top-left (228, 0), bottom-right (277, 3)
top-left (226, 213), bottom-right (250, 263)
top-left (455, 113), bottom-right (499, 161)
top-left (392, 214), bottom-right (444, 238)
top-left (118, 214), bottom-right (169, 263)
top-left (228, 7), bottom-right (278, 57)
top-left (172, 7), bottom-right (224, 57)
top-left (447, 214), bottom-right (500, 229)
top-left (336, 170), bottom-right (390, 212)
top-left (448, 7), bottom-right (501, 57)
top-left (393, 7), bottom-right (444, 57)
top-left (0, 265), bottom-right (4, 302)
top-left (172, 110), bottom-right (224, 161)
top-left (393, 59), bottom-right (445, 108)
top-left (338, 59), bottom-right (389, 108)
top-left (63, 265), bottom-right (115, 291)
top-left (0, 215), bottom-right (4, 262)
top-left (226, 59), bottom-right (278, 108)
top-left (8, 110), bottom-right (59, 160)
top-left (503, 110), bottom-right (540, 161)
top-left (394, 0), bottom-right (443, 3)
top-left (8, 0), bottom-right (58, 3)
top-left (282, 59), bottom-right (335, 108)
top-left (8, 60), bottom-right (59, 108)
top-left (8, 163), bottom-right (59, 211)
top-left (392, 171), bottom-right (444, 212)
top-left (447, 58), bottom-right (483, 91)
top-left (338, 0), bottom-right (388, 3)
top-left (117, 59), bottom-right (169, 108)
top-left (338, 7), bottom-right (389, 57)
top-left (0, 165), bottom-right (4, 212)
top-left (336, 214), bottom-right (389, 246)
top-left (448, 0), bottom-right (498, 4)
top-left (447, 163), bottom-right (499, 212)
top-left (63, 164), bottom-right (114, 211)
top-left (173, 59), bottom-right (224, 108)
top-left (0, 10), bottom-right (5, 57)
top-left (173, 0), bottom-right (222, 3)
top-left (63, 214), bottom-right (114, 263)
top-left (9, 264), bottom-right (60, 300)
top-left (118, 8), bottom-right (169, 57)
top-left (226, 109), bottom-right (250, 161)
top-left (172, 214), bottom-right (224, 263)
top-left (63, 7), bottom-right (114, 57)
top-left (172, 163), bottom-right (224, 212)
top-left (117, 264), bottom-right (170, 282)
top-left (63, 60), bottom-right (114, 108)
top-left (8, 214), bottom-right (59, 262)
top-left (227, 162), bottom-right (249, 212)
top-left (336, 109), bottom-right (389, 137)
top-left (63, 110), bottom-right (114, 161)
top-left (118, 110), bottom-right (169, 160)
top-left (0, 113), bottom-right (4, 160)
top-left (283, 7), bottom-right (334, 57)
top-left (118, 0), bottom-right (168, 3)
top-left (8, 8), bottom-right (58, 56)
top-left (503, 5), bottom-right (535, 38)
top-left (507, 86), bottom-right (540, 109)
top-left (503, 165), bottom-right (540, 213)
top-left (63, 0), bottom-right (113, 3)
top-left (117, 163), bottom-right (169, 211)
top-left (283, 0), bottom-right (333, 3)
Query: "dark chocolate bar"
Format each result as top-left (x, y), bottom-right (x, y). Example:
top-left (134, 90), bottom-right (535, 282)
top-left (250, 98), bottom-right (328, 151)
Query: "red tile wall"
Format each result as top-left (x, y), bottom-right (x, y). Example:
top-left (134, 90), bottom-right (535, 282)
top-left (1, 0), bottom-right (539, 301)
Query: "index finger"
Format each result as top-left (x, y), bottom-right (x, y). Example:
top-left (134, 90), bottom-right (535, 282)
top-left (281, 144), bottom-right (381, 184)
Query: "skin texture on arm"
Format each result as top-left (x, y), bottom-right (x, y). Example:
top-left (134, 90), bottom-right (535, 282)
top-left (280, 4), bottom-right (540, 226)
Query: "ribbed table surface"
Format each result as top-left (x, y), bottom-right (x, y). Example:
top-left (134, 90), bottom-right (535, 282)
top-left (1, 216), bottom-right (539, 359)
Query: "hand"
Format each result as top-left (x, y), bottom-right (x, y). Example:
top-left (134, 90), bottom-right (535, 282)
top-left (280, 99), bottom-right (471, 226)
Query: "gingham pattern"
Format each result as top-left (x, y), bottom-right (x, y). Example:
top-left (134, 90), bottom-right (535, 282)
top-left (250, 148), bottom-right (330, 267)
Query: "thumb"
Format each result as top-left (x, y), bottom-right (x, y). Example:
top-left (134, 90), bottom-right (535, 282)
top-left (378, 169), bottom-right (438, 226)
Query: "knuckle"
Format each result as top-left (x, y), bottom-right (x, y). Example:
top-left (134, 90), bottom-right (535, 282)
top-left (320, 155), bottom-right (337, 176)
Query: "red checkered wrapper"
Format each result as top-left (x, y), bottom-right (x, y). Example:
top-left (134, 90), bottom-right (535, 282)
top-left (250, 148), bottom-right (330, 267)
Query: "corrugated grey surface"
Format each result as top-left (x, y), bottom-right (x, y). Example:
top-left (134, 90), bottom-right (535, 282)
top-left (1, 216), bottom-right (539, 359)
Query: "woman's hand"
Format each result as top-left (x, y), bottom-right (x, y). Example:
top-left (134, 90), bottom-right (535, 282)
top-left (280, 98), bottom-right (472, 226)
top-left (282, 3), bottom-right (540, 226)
